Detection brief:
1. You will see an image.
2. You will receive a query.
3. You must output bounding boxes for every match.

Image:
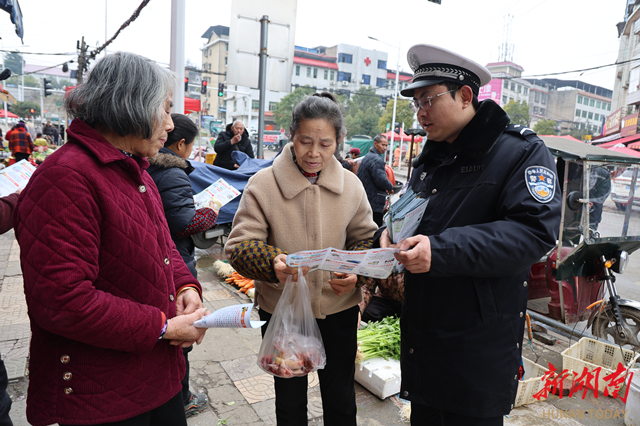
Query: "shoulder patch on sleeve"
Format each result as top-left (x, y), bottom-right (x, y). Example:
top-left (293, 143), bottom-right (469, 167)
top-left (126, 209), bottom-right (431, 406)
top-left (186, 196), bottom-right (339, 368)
top-left (525, 166), bottom-right (556, 203)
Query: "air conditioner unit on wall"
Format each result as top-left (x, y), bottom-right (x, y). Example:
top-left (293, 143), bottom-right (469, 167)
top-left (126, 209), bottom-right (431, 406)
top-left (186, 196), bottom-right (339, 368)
top-left (342, 81), bottom-right (349, 86)
top-left (330, 81), bottom-right (335, 85)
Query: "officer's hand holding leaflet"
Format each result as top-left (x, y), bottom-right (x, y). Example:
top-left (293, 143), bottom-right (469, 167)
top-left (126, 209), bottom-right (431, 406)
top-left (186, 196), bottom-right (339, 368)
top-left (395, 234), bottom-right (432, 274)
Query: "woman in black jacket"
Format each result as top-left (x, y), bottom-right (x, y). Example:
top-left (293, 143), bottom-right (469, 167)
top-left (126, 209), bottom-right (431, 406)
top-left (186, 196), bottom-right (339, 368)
top-left (147, 113), bottom-right (219, 418)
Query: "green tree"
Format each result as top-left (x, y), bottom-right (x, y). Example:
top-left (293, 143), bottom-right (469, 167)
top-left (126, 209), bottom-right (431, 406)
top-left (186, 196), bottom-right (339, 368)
top-left (345, 110), bottom-right (380, 138)
top-left (9, 101), bottom-right (40, 118)
top-left (344, 87), bottom-right (382, 138)
top-left (378, 99), bottom-right (414, 135)
top-left (3, 52), bottom-right (23, 74)
top-left (503, 100), bottom-right (530, 126)
top-left (533, 118), bottom-right (557, 135)
top-left (273, 86), bottom-right (316, 131)
top-left (4, 74), bottom-right (39, 88)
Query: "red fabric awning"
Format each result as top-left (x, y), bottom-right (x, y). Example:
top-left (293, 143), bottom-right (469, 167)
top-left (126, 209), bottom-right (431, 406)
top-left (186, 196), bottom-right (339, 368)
top-left (382, 129), bottom-right (423, 143)
top-left (595, 133), bottom-right (640, 148)
top-left (184, 97), bottom-right (201, 113)
top-left (608, 145), bottom-right (640, 157)
top-left (0, 109), bottom-right (18, 118)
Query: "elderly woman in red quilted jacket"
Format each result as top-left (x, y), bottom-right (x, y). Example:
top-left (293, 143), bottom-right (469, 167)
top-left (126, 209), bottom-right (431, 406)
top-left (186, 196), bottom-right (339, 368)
top-left (13, 52), bottom-right (208, 426)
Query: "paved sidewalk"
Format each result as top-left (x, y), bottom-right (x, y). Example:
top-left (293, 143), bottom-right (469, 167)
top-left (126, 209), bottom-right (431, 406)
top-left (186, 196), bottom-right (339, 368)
top-left (1, 233), bottom-right (630, 425)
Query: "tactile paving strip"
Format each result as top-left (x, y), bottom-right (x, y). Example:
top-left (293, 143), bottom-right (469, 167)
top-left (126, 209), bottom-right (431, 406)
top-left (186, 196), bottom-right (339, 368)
top-left (221, 355), bottom-right (265, 381)
top-left (234, 371), bottom-right (321, 405)
top-left (234, 373), bottom-right (275, 404)
top-left (202, 289), bottom-right (234, 302)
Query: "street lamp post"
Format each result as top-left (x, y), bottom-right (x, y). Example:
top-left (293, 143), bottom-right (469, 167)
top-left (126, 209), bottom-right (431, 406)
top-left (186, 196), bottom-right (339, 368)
top-left (369, 36), bottom-right (400, 167)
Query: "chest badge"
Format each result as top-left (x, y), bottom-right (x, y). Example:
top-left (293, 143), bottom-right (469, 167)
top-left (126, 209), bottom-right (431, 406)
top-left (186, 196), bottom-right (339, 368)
top-left (420, 172), bottom-right (427, 181)
top-left (525, 166), bottom-right (556, 204)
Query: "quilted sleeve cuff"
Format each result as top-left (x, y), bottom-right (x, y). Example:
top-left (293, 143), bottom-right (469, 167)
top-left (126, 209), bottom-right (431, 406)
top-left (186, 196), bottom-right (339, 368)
top-left (228, 240), bottom-right (287, 284)
top-left (347, 238), bottom-right (373, 288)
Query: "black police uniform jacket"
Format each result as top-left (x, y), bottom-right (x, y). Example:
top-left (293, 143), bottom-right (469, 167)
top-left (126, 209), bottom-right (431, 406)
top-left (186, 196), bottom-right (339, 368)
top-left (213, 123), bottom-right (255, 170)
top-left (401, 100), bottom-right (561, 417)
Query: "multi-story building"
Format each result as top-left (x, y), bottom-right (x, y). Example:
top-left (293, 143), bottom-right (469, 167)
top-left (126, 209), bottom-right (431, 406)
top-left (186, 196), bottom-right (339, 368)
top-left (292, 46), bottom-right (338, 92)
top-left (200, 25), bottom-right (229, 121)
top-left (315, 44), bottom-right (388, 95)
top-left (528, 79), bottom-right (612, 137)
top-left (291, 44), bottom-right (410, 109)
top-left (485, 61), bottom-right (531, 106)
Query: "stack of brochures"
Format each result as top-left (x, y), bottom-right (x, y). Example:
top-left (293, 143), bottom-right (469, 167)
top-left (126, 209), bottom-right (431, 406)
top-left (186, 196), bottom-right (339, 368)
top-left (384, 188), bottom-right (429, 244)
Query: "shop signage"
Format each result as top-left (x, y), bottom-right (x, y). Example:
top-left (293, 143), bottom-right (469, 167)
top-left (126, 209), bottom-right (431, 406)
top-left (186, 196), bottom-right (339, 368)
top-left (621, 112), bottom-right (639, 137)
top-left (604, 108), bottom-right (622, 136)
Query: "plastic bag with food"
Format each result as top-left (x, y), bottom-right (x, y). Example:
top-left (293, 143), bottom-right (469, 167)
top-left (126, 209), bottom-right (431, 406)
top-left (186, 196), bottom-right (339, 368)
top-left (257, 268), bottom-right (326, 378)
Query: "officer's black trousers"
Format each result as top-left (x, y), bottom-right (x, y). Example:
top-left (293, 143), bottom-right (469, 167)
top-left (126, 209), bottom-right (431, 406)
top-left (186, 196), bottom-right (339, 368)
top-left (411, 402), bottom-right (503, 426)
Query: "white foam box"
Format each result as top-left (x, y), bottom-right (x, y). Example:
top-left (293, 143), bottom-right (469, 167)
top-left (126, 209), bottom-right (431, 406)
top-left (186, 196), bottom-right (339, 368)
top-left (355, 357), bottom-right (401, 399)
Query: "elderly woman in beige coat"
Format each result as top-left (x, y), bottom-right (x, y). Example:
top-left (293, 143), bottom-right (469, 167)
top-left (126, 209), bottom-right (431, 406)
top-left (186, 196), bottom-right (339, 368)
top-left (225, 92), bottom-right (377, 426)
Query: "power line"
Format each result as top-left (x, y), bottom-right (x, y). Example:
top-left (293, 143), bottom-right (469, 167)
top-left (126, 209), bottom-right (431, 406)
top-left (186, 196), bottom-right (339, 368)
top-left (88, 0), bottom-right (151, 60)
top-left (523, 57), bottom-right (640, 79)
top-left (0, 50), bottom-right (75, 56)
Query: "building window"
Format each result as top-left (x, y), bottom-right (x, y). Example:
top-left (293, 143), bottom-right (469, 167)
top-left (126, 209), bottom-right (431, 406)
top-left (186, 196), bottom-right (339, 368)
top-left (541, 93), bottom-right (547, 104)
top-left (504, 80), bottom-right (509, 89)
top-left (337, 72), bottom-right (352, 82)
top-left (378, 60), bottom-right (387, 69)
top-left (269, 102), bottom-right (278, 111)
top-left (588, 112), bottom-right (593, 119)
top-left (582, 110), bottom-right (587, 118)
top-left (596, 100), bottom-right (602, 108)
top-left (577, 95), bottom-right (583, 104)
top-left (576, 109), bottom-right (581, 117)
top-left (338, 53), bottom-right (353, 64)
top-left (225, 57), bottom-right (227, 66)
top-left (324, 69), bottom-right (328, 80)
top-left (313, 68), bottom-right (318, 78)
top-left (510, 82), bottom-right (515, 91)
top-left (307, 67), bottom-right (311, 77)
top-left (533, 106), bottom-right (539, 114)
top-left (517, 85), bottom-right (522, 93)
top-left (524, 88), bottom-right (528, 95)
top-left (234, 100), bottom-right (237, 110)
top-left (534, 91), bottom-right (540, 102)
top-left (376, 78), bottom-right (385, 87)
top-left (608, 103), bottom-right (611, 111)
top-left (295, 65), bottom-right (300, 76)
top-left (589, 98), bottom-right (595, 107)
top-left (330, 71), bottom-right (335, 80)
top-left (540, 108), bottom-right (545, 116)
top-left (595, 113), bottom-right (599, 121)
top-left (362, 74), bottom-right (371, 85)
top-left (252, 100), bottom-right (259, 110)
top-left (502, 95), bottom-right (508, 104)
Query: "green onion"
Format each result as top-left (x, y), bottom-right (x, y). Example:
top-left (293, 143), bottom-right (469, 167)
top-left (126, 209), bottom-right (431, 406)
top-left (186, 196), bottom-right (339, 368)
top-left (356, 316), bottom-right (401, 362)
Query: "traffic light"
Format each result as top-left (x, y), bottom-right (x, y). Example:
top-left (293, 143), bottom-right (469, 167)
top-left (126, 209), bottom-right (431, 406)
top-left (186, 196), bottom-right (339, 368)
top-left (43, 78), bottom-right (53, 97)
top-left (184, 77), bottom-right (189, 92)
top-left (201, 80), bottom-right (208, 95)
top-left (394, 123), bottom-right (401, 134)
top-left (30, 108), bottom-right (35, 115)
top-left (218, 83), bottom-right (224, 97)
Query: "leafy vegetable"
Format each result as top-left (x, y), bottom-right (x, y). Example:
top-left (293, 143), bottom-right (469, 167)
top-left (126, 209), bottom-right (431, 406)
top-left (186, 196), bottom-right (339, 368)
top-left (356, 315), bottom-right (401, 362)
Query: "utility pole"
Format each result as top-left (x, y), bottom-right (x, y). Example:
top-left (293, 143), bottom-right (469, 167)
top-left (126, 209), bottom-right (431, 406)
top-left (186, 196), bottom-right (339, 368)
top-left (76, 37), bottom-right (88, 85)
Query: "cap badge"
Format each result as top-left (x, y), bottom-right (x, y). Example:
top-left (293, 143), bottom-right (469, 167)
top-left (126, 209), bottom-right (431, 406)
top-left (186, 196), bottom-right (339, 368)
top-left (409, 52), bottom-right (421, 72)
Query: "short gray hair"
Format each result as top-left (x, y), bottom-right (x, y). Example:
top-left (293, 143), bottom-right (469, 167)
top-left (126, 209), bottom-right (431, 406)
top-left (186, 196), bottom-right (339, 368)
top-left (65, 51), bottom-right (176, 139)
top-left (290, 92), bottom-right (346, 141)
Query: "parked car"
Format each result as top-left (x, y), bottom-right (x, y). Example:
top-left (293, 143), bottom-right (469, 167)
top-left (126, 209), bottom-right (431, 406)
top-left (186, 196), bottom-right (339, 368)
top-left (611, 166), bottom-right (640, 210)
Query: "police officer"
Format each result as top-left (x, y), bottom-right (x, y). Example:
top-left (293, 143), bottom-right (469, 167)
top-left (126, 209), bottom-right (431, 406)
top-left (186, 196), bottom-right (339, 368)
top-left (379, 44), bottom-right (561, 425)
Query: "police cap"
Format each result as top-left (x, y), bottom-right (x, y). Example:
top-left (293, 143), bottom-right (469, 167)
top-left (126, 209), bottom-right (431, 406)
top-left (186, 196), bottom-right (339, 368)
top-left (400, 44), bottom-right (492, 98)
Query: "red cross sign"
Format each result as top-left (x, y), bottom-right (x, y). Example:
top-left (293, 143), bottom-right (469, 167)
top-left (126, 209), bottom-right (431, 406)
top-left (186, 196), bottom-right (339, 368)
top-left (364, 57), bottom-right (371, 66)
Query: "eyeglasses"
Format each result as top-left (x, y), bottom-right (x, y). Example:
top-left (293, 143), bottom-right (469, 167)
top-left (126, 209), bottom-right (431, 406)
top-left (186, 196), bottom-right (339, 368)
top-left (412, 89), bottom-right (457, 111)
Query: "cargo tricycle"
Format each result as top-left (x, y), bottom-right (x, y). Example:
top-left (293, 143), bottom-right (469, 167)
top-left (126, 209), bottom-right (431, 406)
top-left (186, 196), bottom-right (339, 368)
top-left (527, 136), bottom-right (640, 350)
